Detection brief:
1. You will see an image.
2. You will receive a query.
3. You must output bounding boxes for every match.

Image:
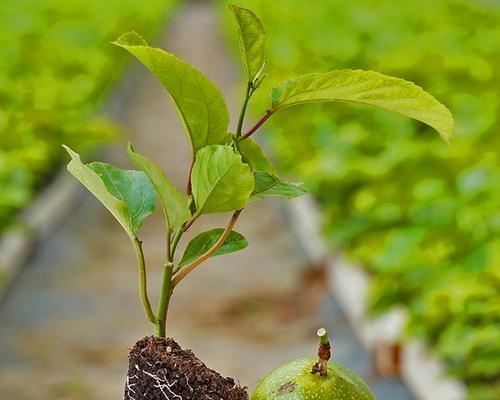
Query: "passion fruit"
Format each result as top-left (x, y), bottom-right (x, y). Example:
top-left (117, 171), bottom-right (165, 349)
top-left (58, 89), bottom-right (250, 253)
top-left (251, 329), bottom-right (375, 400)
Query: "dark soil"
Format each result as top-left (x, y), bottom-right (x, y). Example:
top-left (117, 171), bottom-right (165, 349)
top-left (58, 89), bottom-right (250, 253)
top-left (124, 336), bottom-right (248, 400)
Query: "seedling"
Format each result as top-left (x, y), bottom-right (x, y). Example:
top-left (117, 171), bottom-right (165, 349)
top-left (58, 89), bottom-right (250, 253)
top-left (63, 4), bottom-right (452, 399)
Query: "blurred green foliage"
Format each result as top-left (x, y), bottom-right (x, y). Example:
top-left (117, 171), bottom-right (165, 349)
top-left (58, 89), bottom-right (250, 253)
top-left (224, 0), bottom-right (500, 397)
top-left (0, 0), bottom-right (177, 232)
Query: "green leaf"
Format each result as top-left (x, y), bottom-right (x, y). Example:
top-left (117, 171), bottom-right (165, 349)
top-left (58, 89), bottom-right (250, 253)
top-left (128, 144), bottom-right (190, 230)
top-left (191, 145), bottom-right (254, 214)
top-left (88, 163), bottom-right (156, 234)
top-left (179, 228), bottom-right (248, 267)
top-left (250, 171), bottom-right (307, 201)
top-left (63, 146), bottom-right (155, 238)
top-left (270, 70), bottom-right (454, 143)
top-left (113, 32), bottom-right (230, 155)
top-left (229, 4), bottom-right (266, 83)
top-left (239, 138), bottom-right (276, 173)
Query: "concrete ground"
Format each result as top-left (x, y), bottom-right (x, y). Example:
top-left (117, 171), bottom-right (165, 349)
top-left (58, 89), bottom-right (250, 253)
top-left (0, 3), bottom-right (413, 399)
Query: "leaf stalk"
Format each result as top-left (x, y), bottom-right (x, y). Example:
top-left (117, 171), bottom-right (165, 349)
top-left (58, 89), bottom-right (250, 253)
top-left (242, 110), bottom-right (273, 139)
top-left (132, 237), bottom-right (156, 324)
top-left (172, 210), bottom-right (242, 288)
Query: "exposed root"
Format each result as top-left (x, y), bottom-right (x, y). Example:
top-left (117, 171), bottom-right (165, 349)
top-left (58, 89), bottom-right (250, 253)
top-left (124, 336), bottom-right (248, 400)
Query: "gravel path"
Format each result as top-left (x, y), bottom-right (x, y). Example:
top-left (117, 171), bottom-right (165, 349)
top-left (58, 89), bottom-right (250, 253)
top-left (0, 3), bottom-right (413, 399)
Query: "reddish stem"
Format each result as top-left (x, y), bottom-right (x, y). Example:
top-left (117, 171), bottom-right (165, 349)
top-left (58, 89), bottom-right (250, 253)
top-left (186, 159), bottom-right (194, 195)
top-left (242, 110), bottom-right (274, 139)
top-left (172, 210), bottom-right (242, 288)
top-left (312, 328), bottom-right (331, 376)
top-left (183, 214), bottom-right (198, 232)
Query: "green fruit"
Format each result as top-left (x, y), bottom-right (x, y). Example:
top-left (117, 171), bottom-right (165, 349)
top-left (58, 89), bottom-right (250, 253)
top-left (251, 356), bottom-right (375, 400)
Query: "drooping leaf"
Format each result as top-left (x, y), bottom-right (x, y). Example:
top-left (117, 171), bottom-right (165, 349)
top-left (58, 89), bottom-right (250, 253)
top-left (63, 146), bottom-right (155, 238)
top-left (239, 138), bottom-right (276, 173)
top-left (179, 228), bottom-right (248, 267)
top-left (88, 162), bottom-right (156, 234)
top-left (270, 69), bottom-right (454, 143)
top-left (191, 145), bottom-right (254, 214)
top-left (113, 32), bottom-right (230, 155)
top-left (229, 4), bottom-right (266, 83)
top-left (128, 144), bottom-right (190, 230)
top-left (250, 171), bottom-right (307, 201)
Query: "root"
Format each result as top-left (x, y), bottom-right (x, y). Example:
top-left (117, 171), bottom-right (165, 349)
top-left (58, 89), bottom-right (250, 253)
top-left (126, 363), bottom-right (190, 400)
top-left (126, 359), bottom-right (198, 400)
top-left (124, 337), bottom-right (248, 400)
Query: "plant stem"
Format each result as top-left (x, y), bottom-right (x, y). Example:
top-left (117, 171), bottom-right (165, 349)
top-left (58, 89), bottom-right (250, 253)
top-left (186, 159), bottom-right (194, 195)
top-left (318, 327), bottom-right (329, 345)
top-left (236, 82), bottom-right (253, 138)
top-left (242, 110), bottom-right (274, 139)
top-left (172, 210), bottom-right (242, 288)
top-left (312, 327), bottom-right (331, 376)
top-left (170, 227), bottom-right (184, 257)
top-left (165, 228), bottom-right (171, 262)
top-left (170, 209), bottom-right (199, 259)
top-left (183, 213), bottom-right (199, 232)
top-left (132, 237), bottom-right (156, 324)
top-left (155, 262), bottom-right (174, 337)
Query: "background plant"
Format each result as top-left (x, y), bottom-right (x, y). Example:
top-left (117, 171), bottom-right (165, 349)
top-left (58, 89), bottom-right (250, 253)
top-left (64, 4), bottom-right (451, 342)
top-left (220, 0), bottom-right (500, 398)
top-left (0, 0), bottom-right (177, 233)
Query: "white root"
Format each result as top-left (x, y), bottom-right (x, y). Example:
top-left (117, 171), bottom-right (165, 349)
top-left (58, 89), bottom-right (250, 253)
top-left (127, 364), bottom-right (184, 400)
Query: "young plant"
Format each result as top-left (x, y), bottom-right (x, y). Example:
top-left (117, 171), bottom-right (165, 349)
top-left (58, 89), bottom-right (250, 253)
top-left (63, 3), bottom-right (452, 398)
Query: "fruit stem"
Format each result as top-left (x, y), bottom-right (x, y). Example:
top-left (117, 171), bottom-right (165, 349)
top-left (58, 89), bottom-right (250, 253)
top-left (312, 328), bottom-right (331, 376)
top-left (318, 327), bottom-right (329, 345)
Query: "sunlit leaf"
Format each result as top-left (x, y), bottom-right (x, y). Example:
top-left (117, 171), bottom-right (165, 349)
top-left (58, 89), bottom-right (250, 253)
top-left (113, 32), bottom-right (230, 155)
top-left (179, 228), bottom-right (248, 267)
top-left (191, 145), bottom-right (254, 214)
top-left (128, 144), bottom-right (190, 230)
top-left (230, 4), bottom-right (266, 83)
top-left (270, 70), bottom-right (454, 142)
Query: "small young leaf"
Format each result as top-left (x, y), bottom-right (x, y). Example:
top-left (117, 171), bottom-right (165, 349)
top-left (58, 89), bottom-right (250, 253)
top-left (270, 69), bottom-right (454, 143)
top-left (63, 146), bottom-right (155, 238)
top-left (179, 228), bottom-right (248, 267)
top-left (250, 171), bottom-right (307, 201)
top-left (239, 138), bottom-right (276, 173)
top-left (128, 144), bottom-right (190, 230)
top-left (230, 4), bottom-right (266, 83)
top-left (113, 32), bottom-right (230, 155)
top-left (88, 162), bottom-right (156, 234)
top-left (191, 145), bottom-right (254, 214)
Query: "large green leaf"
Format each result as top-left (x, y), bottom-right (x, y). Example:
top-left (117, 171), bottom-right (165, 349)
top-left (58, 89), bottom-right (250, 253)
top-left (270, 70), bottom-right (454, 142)
top-left (179, 228), bottom-right (248, 267)
top-left (191, 145), bottom-right (254, 214)
top-left (113, 32), bottom-right (230, 155)
top-left (63, 146), bottom-right (155, 238)
top-left (128, 144), bottom-right (190, 230)
top-left (230, 4), bottom-right (266, 83)
top-left (238, 138), bottom-right (276, 173)
top-left (250, 171), bottom-right (307, 201)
